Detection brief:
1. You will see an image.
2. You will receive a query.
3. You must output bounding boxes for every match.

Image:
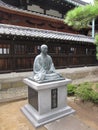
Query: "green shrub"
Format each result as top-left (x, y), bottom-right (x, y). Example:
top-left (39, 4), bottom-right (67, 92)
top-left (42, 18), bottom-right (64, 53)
top-left (96, 83), bottom-right (98, 89)
top-left (67, 84), bottom-right (77, 96)
top-left (67, 82), bottom-right (98, 104)
top-left (75, 82), bottom-right (93, 101)
top-left (91, 91), bottom-right (98, 104)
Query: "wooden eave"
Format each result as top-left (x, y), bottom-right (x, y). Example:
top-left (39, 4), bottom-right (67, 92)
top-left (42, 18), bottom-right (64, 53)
top-left (0, 5), bottom-right (64, 24)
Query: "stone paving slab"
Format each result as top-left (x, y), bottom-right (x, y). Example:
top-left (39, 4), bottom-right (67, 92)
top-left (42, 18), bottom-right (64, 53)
top-left (45, 115), bottom-right (96, 130)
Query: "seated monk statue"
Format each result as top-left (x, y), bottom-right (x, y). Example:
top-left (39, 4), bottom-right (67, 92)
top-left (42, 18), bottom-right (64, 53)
top-left (33, 44), bottom-right (64, 82)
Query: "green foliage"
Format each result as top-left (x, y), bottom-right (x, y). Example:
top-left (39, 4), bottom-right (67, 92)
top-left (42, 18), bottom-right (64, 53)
top-left (67, 84), bottom-right (77, 96)
top-left (95, 34), bottom-right (98, 45)
top-left (91, 91), bottom-right (98, 103)
top-left (64, 3), bottom-right (98, 60)
top-left (73, 82), bottom-right (98, 104)
top-left (67, 82), bottom-right (98, 104)
top-left (75, 82), bottom-right (93, 101)
top-left (95, 0), bottom-right (98, 4)
top-left (64, 4), bottom-right (98, 30)
top-left (96, 83), bottom-right (98, 88)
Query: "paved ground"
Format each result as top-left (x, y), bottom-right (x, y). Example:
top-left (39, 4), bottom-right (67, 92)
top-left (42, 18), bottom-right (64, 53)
top-left (68, 98), bottom-right (98, 130)
top-left (45, 115), bottom-right (94, 130)
top-left (0, 100), bottom-right (97, 130)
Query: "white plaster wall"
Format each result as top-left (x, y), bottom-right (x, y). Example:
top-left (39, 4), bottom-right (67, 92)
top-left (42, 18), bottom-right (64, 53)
top-left (46, 9), bottom-right (62, 17)
top-left (27, 5), bottom-right (44, 13)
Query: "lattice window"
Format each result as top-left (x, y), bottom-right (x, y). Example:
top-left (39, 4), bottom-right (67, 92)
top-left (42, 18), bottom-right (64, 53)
top-left (14, 44), bottom-right (26, 54)
top-left (0, 44), bottom-right (10, 54)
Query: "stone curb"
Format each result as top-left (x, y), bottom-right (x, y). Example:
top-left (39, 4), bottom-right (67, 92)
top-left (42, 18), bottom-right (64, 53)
top-left (0, 95), bottom-right (27, 104)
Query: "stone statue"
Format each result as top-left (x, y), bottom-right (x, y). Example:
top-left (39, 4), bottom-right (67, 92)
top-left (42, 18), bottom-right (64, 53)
top-left (32, 44), bottom-right (64, 83)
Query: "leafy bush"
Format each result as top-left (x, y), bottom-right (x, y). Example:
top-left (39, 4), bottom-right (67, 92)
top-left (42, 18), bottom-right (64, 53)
top-left (75, 82), bottom-right (93, 101)
top-left (91, 91), bottom-right (98, 103)
top-left (67, 82), bottom-right (98, 104)
top-left (67, 84), bottom-right (77, 96)
top-left (96, 83), bottom-right (98, 89)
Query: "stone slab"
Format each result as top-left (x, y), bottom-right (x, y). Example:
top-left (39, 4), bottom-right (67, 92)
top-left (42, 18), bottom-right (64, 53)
top-left (23, 78), bottom-right (71, 90)
top-left (45, 115), bottom-right (96, 130)
top-left (21, 104), bottom-right (75, 128)
top-left (0, 86), bottom-right (27, 103)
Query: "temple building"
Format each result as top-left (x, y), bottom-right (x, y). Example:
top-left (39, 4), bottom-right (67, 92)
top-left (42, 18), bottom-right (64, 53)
top-left (0, 0), bottom-right (97, 73)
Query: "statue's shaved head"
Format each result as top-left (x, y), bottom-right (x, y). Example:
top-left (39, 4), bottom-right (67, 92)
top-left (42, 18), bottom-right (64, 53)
top-left (41, 44), bottom-right (48, 50)
top-left (41, 44), bottom-right (48, 54)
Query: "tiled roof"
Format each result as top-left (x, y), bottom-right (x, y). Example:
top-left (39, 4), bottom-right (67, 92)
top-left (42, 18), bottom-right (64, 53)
top-left (65, 0), bottom-right (87, 6)
top-left (0, 24), bottom-right (94, 43)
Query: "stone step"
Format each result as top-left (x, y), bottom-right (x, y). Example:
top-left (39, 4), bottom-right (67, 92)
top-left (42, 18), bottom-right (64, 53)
top-left (45, 115), bottom-right (96, 130)
top-left (0, 66), bottom-right (98, 90)
top-left (0, 86), bottom-right (27, 103)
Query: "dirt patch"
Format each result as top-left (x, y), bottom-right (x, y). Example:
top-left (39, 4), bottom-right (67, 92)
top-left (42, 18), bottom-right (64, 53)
top-left (68, 97), bottom-right (98, 130)
top-left (0, 99), bottom-right (98, 130)
top-left (0, 100), bottom-right (47, 130)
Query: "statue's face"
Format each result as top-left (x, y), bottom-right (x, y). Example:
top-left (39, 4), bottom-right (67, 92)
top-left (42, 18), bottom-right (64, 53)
top-left (42, 47), bottom-right (48, 54)
top-left (41, 45), bottom-right (48, 55)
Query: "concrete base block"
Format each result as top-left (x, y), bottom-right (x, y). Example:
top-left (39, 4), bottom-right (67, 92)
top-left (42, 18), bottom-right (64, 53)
top-left (21, 104), bottom-right (75, 127)
top-left (21, 78), bottom-right (75, 127)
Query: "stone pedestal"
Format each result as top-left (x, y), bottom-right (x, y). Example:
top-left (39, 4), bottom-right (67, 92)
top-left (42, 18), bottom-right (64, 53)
top-left (21, 78), bottom-right (75, 127)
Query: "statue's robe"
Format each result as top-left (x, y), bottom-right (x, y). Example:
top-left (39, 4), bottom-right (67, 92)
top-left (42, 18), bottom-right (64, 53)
top-left (33, 54), bottom-right (61, 81)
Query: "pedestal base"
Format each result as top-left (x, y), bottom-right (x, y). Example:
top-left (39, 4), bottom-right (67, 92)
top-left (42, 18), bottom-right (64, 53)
top-left (21, 104), bottom-right (75, 127)
top-left (21, 78), bottom-right (75, 127)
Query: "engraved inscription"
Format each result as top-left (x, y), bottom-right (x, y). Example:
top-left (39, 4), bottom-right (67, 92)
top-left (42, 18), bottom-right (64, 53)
top-left (28, 87), bottom-right (38, 111)
top-left (51, 88), bottom-right (58, 109)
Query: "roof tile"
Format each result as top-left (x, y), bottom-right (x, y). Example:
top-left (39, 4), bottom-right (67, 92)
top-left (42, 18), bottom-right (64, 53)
top-left (0, 24), bottom-right (94, 43)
